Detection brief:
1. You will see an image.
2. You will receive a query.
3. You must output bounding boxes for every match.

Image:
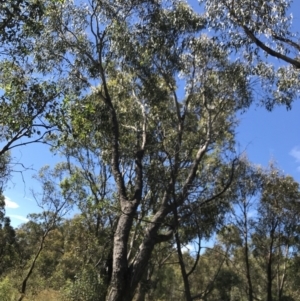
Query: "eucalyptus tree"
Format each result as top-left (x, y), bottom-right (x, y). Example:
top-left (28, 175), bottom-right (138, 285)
top-left (0, 153), bottom-right (16, 277)
top-left (252, 165), bottom-right (300, 301)
top-left (28, 0), bottom-right (253, 300)
top-left (16, 165), bottom-right (72, 301)
top-left (227, 159), bottom-right (262, 301)
top-left (58, 158), bottom-right (116, 296)
top-left (219, 162), bottom-right (300, 301)
top-left (201, 0), bottom-right (300, 109)
top-left (1, 1), bottom-right (300, 300)
top-left (172, 174), bottom-right (233, 301)
top-left (0, 196), bottom-right (17, 278)
top-left (0, 0), bottom-right (59, 157)
top-left (0, 0), bottom-right (44, 42)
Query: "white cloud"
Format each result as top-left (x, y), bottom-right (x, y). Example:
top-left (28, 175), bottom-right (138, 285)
top-left (247, 210), bottom-right (256, 218)
top-left (8, 215), bottom-right (29, 222)
top-left (4, 196), bottom-right (19, 209)
top-left (290, 146), bottom-right (300, 162)
top-left (290, 147), bottom-right (300, 171)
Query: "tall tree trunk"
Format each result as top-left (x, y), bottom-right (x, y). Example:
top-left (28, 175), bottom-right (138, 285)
top-left (106, 203), bottom-right (138, 301)
top-left (267, 227), bottom-right (276, 301)
top-left (175, 230), bottom-right (193, 301)
top-left (173, 205), bottom-right (194, 301)
top-left (134, 284), bottom-right (147, 301)
top-left (244, 242), bottom-right (254, 301)
top-left (267, 251), bottom-right (273, 301)
top-left (243, 202), bottom-right (254, 301)
top-left (18, 230), bottom-right (49, 301)
top-left (106, 202), bottom-right (170, 301)
top-left (133, 266), bottom-right (150, 301)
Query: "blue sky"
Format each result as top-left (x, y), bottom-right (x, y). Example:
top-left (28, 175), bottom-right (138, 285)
top-left (4, 144), bottom-right (62, 226)
top-left (3, 0), bottom-right (300, 227)
top-left (237, 101), bottom-right (300, 181)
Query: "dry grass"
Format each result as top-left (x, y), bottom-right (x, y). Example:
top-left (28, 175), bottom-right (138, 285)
top-left (23, 289), bottom-right (63, 301)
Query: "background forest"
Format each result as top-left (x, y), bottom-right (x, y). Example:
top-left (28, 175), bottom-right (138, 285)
top-left (1, 0), bottom-right (300, 300)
